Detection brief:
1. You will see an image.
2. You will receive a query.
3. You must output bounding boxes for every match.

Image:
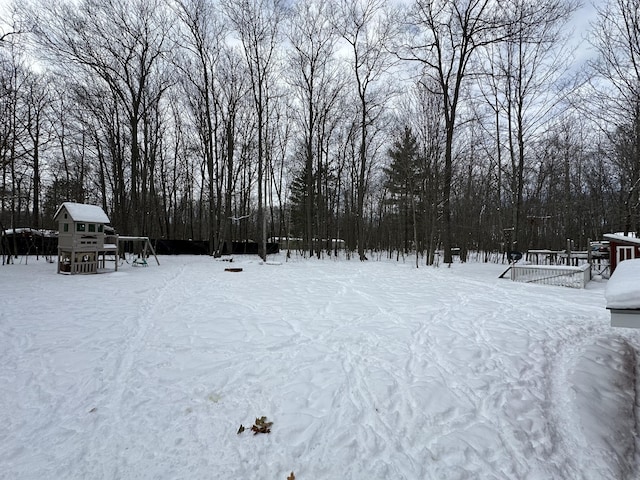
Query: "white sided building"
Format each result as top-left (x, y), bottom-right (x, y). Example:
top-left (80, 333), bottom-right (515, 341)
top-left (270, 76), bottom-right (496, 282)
top-left (53, 202), bottom-right (118, 274)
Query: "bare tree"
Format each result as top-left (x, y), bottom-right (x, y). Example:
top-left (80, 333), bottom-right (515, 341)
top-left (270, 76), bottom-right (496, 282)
top-left (400, 0), bottom-right (508, 264)
top-left (221, 0), bottom-right (286, 260)
top-left (481, 0), bottom-right (578, 252)
top-left (29, 0), bottom-right (174, 235)
top-left (21, 71), bottom-right (51, 228)
top-left (333, 0), bottom-right (397, 261)
top-left (174, 0), bottom-right (227, 253)
top-left (0, 31), bottom-right (33, 251)
top-left (286, 0), bottom-right (344, 257)
top-left (214, 46), bottom-right (251, 256)
top-left (587, 0), bottom-right (640, 234)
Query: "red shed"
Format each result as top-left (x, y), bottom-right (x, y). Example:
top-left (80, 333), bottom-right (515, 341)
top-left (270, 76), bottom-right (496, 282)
top-left (603, 233), bottom-right (640, 274)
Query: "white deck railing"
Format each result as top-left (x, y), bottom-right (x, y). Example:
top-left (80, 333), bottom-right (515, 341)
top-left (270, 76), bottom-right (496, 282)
top-left (511, 263), bottom-right (591, 288)
top-left (72, 260), bottom-right (97, 274)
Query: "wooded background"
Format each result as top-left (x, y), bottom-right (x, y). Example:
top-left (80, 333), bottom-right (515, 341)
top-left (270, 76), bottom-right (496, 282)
top-left (1, 0), bottom-right (638, 262)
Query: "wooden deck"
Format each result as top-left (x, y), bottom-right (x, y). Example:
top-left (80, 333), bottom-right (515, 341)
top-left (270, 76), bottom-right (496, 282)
top-left (510, 263), bottom-right (591, 288)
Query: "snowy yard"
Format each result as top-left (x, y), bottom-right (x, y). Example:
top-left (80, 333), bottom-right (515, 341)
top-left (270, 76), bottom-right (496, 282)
top-left (1, 254), bottom-right (639, 479)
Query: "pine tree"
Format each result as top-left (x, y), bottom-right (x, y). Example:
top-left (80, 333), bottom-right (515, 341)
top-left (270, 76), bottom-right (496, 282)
top-left (384, 127), bottom-right (422, 261)
top-left (289, 163), bottom-right (317, 243)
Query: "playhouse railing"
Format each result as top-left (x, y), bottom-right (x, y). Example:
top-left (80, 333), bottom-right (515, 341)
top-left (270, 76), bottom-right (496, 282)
top-left (71, 260), bottom-right (97, 274)
top-left (511, 263), bottom-right (591, 288)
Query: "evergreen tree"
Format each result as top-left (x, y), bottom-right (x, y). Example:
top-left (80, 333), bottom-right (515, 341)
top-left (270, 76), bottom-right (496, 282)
top-left (384, 126), bottom-right (422, 260)
top-left (289, 162), bottom-right (317, 245)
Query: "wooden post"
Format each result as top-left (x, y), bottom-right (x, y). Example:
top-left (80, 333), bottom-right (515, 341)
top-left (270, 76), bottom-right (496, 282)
top-left (146, 238), bottom-right (160, 265)
top-left (587, 238), bottom-right (592, 280)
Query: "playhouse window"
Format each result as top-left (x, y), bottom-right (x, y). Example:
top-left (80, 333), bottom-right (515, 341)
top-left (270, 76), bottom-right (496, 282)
top-left (77, 223), bottom-right (86, 232)
top-left (98, 225), bottom-right (103, 232)
top-left (64, 223), bottom-right (69, 232)
top-left (89, 224), bottom-right (96, 232)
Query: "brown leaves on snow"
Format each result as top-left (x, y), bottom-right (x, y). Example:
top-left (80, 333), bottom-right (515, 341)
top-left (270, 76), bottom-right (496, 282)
top-left (238, 417), bottom-right (293, 477)
top-left (251, 416), bottom-right (273, 435)
top-left (237, 416), bottom-right (273, 435)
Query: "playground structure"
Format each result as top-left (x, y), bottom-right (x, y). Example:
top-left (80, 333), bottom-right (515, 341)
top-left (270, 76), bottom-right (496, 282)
top-left (118, 236), bottom-right (160, 267)
top-left (54, 202), bottom-right (118, 274)
top-left (0, 227), bottom-right (57, 264)
top-left (54, 202), bottom-right (159, 274)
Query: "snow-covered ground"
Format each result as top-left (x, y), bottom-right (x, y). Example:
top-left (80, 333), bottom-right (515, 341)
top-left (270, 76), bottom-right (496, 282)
top-left (1, 253), bottom-right (638, 479)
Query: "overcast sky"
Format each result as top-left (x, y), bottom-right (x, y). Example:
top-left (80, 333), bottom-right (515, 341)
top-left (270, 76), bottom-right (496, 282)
top-left (0, 0), bottom-right (602, 67)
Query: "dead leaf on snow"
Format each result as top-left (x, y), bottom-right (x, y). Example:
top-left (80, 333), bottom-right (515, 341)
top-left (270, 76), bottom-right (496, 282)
top-left (250, 416), bottom-right (273, 435)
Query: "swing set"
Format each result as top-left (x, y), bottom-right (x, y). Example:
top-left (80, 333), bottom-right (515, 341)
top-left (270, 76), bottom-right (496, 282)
top-left (118, 236), bottom-right (160, 267)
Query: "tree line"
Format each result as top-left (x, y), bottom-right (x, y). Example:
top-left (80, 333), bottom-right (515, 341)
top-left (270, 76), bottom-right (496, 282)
top-left (1, 0), bottom-right (638, 263)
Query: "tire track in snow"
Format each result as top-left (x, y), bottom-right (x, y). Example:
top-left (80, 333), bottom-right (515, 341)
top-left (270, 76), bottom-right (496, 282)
top-left (491, 284), bottom-right (614, 479)
top-left (485, 276), bottom-right (630, 479)
top-left (82, 264), bottom-right (188, 478)
top-left (543, 332), bottom-right (639, 480)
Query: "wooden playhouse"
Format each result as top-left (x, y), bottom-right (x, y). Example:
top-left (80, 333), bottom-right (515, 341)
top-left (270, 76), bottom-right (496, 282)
top-left (603, 233), bottom-right (640, 274)
top-left (54, 202), bottom-right (118, 274)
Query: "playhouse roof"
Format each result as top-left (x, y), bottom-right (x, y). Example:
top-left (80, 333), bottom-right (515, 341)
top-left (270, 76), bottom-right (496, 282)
top-left (54, 202), bottom-right (110, 224)
top-left (603, 233), bottom-right (640, 245)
